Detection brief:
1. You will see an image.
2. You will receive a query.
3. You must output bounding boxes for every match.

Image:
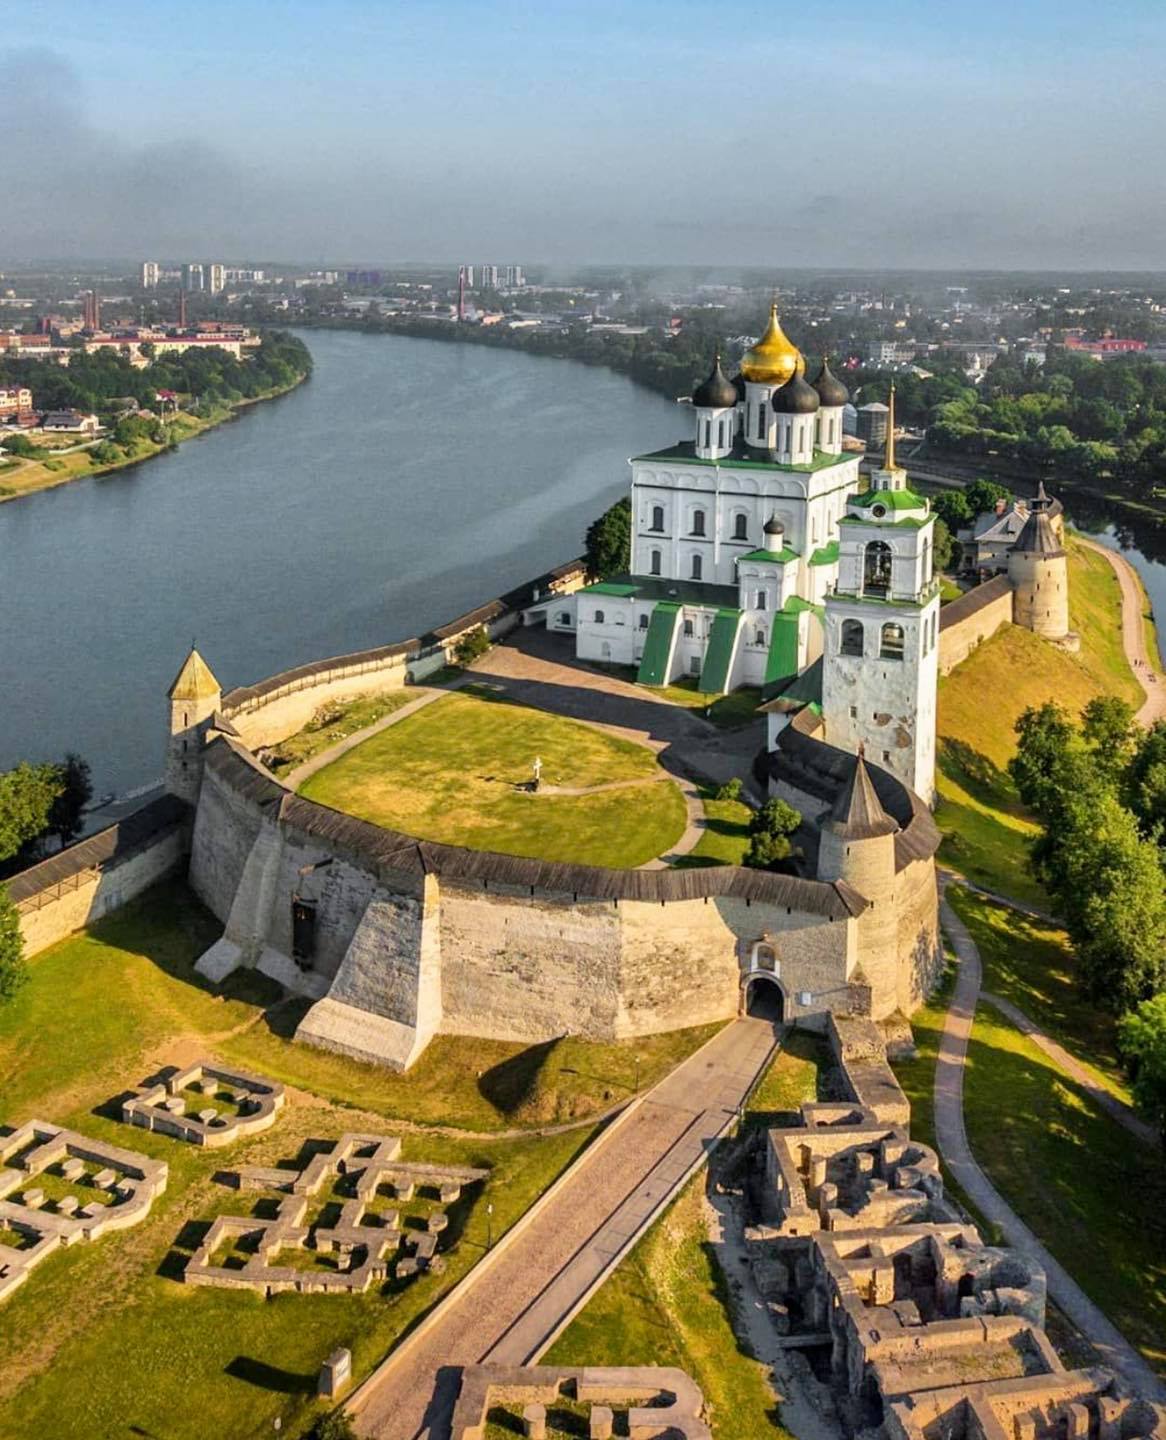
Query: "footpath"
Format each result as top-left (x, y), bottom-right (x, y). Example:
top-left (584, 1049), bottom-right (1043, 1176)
top-left (1074, 534), bottom-right (1166, 726)
top-left (347, 1016), bottom-right (779, 1439)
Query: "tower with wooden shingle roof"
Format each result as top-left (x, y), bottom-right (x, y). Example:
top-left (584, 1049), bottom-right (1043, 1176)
top-left (166, 646), bottom-right (222, 804)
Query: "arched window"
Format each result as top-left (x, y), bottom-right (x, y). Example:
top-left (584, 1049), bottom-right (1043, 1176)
top-left (753, 942), bottom-right (777, 973)
top-left (923, 536), bottom-right (932, 582)
top-left (841, 619), bottom-right (864, 656)
top-left (701, 419), bottom-right (710, 448)
top-left (691, 554), bottom-right (703, 580)
top-left (683, 618), bottom-right (694, 637)
top-left (650, 548), bottom-right (662, 576)
top-left (558, 611), bottom-right (571, 626)
top-left (756, 405), bottom-right (767, 442)
top-left (639, 613), bottom-right (649, 629)
top-left (755, 627), bottom-right (766, 646)
top-left (864, 540), bottom-right (893, 596)
top-left (691, 509), bottom-right (706, 537)
top-left (755, 590), bottom-right (768, 611)
top-left (733, 513), bottom-right (748, 540)
top-left (718, 419), bottom-right (727, 448)
top-left (594, 609), bottom-right (605, 624)
top-left (651, 504), bottom-right (665, 532)
top-left (881, 622), bottom-right (905, 660)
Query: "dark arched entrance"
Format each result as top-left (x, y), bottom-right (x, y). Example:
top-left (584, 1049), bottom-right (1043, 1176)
top-left (744, 973), bottom-right (785, 1022)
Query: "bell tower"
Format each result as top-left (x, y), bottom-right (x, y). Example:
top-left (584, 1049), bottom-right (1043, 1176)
top-left (166, 646), bottom-right (222, 805)
top-left (821, 388), bottom-right (940, 803)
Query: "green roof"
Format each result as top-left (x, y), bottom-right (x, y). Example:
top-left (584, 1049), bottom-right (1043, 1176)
top-left (637, 603), bottom-right (681, 687)
top-left (809, 540), bottom-right (840, 566)
top-left (773, 655), bottom-right (824, 707)
top-left (850, 488), bottom-right (928, 511)
top-left (764, 610), bottom-right (801, 689)
top-left (632, 441), bottom-right (854, 476)
top-left (783, 595), bottom-right (822, 618)
top-left (580, 581), bottom-right (639, 596)
top-left (737, 547), bottom-right (799, 566)
top-left (602, 573), bottom-right (740, 608)
top-left (698, 608), bottom-right (742, 695)
top-left (839, 514), bottom-right (932, 531)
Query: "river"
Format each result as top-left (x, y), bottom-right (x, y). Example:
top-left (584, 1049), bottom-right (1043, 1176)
top-left (0, 330), bottom-right (680, 797)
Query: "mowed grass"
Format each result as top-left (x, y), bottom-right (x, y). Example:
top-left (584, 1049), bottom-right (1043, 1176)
top-left (265, 688), bottom-right (419, 775)
top-left (300, 691), bottom-right (688, 867)
top-left (0, 882), bottom-right (729, 1438)
top-left (963, 1008), bottom-right (1166, 1376)
top-left (546, 1177), bottom-right (784, 1438)
top-left (674, 786), bottom-right (753, 868)
top-left (934, 539), bottom-right (1138, 908)
top-left (945, 887), bottom-right (1132, 1106)
top-left (645, 678), bottom-right (764, 730)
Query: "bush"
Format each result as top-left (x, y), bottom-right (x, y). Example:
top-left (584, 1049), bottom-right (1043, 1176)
top-left (1, 433), bottom-right (37, 457)
top-left (91, 441), bottom-right (123, 464)
top-left (714, 778), bottom-right (742, 802)
top-left (453, 626), bottom-right (492, 667)
top-left (744, 796), bottom-right (802, 871)
top-left (0, 886), bottom-right (26, 1005)
top-left (310, 1412), bottom-right (357, 1440)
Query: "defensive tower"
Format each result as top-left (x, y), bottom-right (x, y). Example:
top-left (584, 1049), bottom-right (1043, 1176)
top-left (166, 646), bottom-right (221, 804)
top-left (1008, 482), bottom-right (1069, 640)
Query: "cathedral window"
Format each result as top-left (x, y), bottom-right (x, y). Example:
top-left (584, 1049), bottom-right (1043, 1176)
top-left (733, 513), bottom-right (748, 540)
top-left (755, 590), bottom-right (767, 611)
top-left (651, 504), bottom-right (665, 531)
top-left (756, 405), bottom-right (767, 442)
top-left (863, 540), bottom-right (893, 596)
top-left (755, 627), bottom-right (766, 646)
top-left (683, 618), bottom-right (694, 637)
top-left (691, 554), bottom-right (703, 580)
top-left (718, 419), bottom-right (727, 448)
top-left (691, 509), bottom-right (706, 536)
top-left (840, 619), bottom-right (864, 656)
top-left (559, 612), bottom-right (571, 626)
top-left (594, 609), bottom-right (605, 624)
top-left (880, 623), bottom-right (905, 660)
top-left (650, 548), bottom-right (662, 575)
top-left (702, 419), bottom-right (710, 448)
top-left (639, 613), bottom-right (649, 629)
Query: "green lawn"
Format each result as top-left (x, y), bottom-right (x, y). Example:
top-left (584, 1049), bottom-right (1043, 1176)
top-left (934, 539), bottom-right (1139, 908)
top-left (265, 689), bottom-right (419, 775)
top-left (300, 690), bottom-right (688, 867)
top-left (945, 887), bottom-right (1132, 1106)
top-left (2, 882), bottom-right (729, 1437)
top-left (674, 786), bottom-right (752, 868)
top-left (745, 1028), bottom-right (830, 1125)
top-left (645, 678), bottom-right (763, 730)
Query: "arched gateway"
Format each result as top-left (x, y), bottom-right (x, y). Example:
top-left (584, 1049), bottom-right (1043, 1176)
top-left (742, 972), bottom-right (786, 1022)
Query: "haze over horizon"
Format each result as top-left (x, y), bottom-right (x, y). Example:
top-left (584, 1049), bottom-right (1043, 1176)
top-left (3, 0), bottom-right (1165, 271)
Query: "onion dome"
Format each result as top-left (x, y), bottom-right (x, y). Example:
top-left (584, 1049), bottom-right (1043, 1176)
top-left (812, 357), bottom-right (849, 408)
top-left (772, 367), bottom-right (820, 414)
top-left (763, 514), bottom-right (784, 537)
top-left (740, 303), bottom-right (804, 385)
top-left (692, 353), bottom-right (738, 410)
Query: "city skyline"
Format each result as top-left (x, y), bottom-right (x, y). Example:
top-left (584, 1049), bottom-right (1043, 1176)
top-left (3, 0), bottom-right (1165, 270)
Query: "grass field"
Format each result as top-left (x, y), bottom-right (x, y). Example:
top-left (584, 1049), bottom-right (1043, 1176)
top-left (934, 538), bottom-right (1139, 906)
top-left (645, 678), bottom-right (764, 730)
top-left (674, 785), bottom-right (753, 868)
top-left (0, 881), bottom-right (728, 1437)
top-left (300, 690), bottom-right (688, 867)
top-left (265, 689), bottom-right (419, 775)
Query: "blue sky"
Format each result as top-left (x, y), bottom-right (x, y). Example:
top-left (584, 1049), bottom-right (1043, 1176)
top-left (4, 0), bottom-right (1165, 268)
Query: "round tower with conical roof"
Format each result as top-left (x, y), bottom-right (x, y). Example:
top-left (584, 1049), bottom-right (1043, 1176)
top-left (816, 750), bottom-right (901, 1018)
top-left (166, 646), bottom-right (222, 804)
top-left (1008, 483), bottom-right (1069, 640)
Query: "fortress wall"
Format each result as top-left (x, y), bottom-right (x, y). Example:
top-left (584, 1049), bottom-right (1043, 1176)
top-left (937, 580), bottom-right (1014, 676)
top-left (189, 762), bottom-right (268, 922)
top-left (894, 857), bottom-right (943, 1014)
top-left (16, 825), bottom-right (188, 957)
top-left (226, 655), bottom-right (412, 751)
top-left (436, 883), bottom-right (625, 1041)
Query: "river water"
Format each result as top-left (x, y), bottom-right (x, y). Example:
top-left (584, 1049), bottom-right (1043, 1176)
top-left (0, 330), bottom-right (680, 797)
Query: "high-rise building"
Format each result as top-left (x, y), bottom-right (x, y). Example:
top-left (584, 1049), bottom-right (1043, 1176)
top-left (141, 261), bottom-right (160, 290)
top-left (503, 264), bottom-right (525, 287)
top-left (478, 264), bottom-right (499, 289)
top-left (460, 264), bottom-right (474, 287)
top-left (208, 263), bottom-right (226, 295)
top-left (182, 263), bottom-right (205, 292)
top-left (82, 290), bottom-right (101, 330)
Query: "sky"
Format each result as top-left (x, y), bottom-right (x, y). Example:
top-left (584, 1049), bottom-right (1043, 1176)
top-left (3, 0), bottom-right (1166, 270)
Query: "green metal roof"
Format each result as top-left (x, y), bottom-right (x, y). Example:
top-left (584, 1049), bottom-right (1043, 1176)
top-left (850, 488), bottom-right (929, 511)
top-left (839, 514), bottom-right (932, 531)
top-left (632, 441), bottom-right (854, 476)
top-left (579, 581), bottom-right (639, 596)
top-left (764, 610), bottom-right (801, 689)
top-left (698, 608), bottom-right (742, 695)
top-left (809, 541), bottom-right (840, 566)
top-left (737, 547), bottom-right (799, 566)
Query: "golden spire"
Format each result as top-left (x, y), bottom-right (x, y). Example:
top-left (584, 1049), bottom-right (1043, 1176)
top-left (884, 384), bottom-right (896, 470)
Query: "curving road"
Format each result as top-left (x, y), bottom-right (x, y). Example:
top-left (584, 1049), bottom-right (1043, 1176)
top-left (935, 892), bottom-right (1165, 1400)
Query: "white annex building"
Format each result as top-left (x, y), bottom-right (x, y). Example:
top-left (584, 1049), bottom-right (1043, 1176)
top-left (552, 304), bottom-right (941, 802)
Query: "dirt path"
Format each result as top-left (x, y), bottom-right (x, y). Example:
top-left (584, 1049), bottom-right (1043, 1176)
top-left (1075, 534), bottom-right (1166, 726)
top-left (935, 892), bottom-right (1166, 1401)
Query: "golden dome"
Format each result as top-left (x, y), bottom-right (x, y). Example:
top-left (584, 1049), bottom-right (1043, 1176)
top-left (740, 303), bottom-right (804, 385)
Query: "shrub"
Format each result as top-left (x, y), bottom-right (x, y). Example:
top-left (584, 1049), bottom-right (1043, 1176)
top-left (453, 626), bottom-right (492, 667)
top-left (714, 778), bottom-right (743, 802)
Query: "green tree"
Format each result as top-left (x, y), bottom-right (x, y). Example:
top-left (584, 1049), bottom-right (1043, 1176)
top-left (0, 762), bottom-right (64, 870)
top-left (930, 490), bottom-right (971, 532)
top-left (48, 753), bottom-right (92, 848)
top-left (1123, 720), bottom-right (1166, 841)
top-left (964, 479), bottom-right (1012, 516)
top-left (931, 517), bottom-right (954, 573)
top-left (1118, 993), bottom-right (1166, 1146)
top-left (1081, 695), bottom-right (1135, 782)
top-left (744, 797), bottom-right (802, 871)
top-left (1009, 703), bottom-right (1077, 812)
top-left (453, 625), bottom-right (491, 667)
top-left (584, 496), bottom-right (631, 578)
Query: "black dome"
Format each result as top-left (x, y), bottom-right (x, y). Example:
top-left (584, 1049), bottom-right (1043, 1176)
top-left (812, 357), bottom-right (849, 407)
top-left (763, 514), bottom-right (784, 536)
top-left (772, 368), bottom-right (820, 414)
top-left (692, 354), bottom-right (738, 410)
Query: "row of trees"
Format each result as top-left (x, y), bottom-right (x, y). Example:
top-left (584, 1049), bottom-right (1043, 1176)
top-left (0, 331), bottom-right (312, 423)
top-left (1010, 700), bottom-right (1166, 1138)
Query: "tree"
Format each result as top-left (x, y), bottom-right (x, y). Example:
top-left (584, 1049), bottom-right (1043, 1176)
top-left (0, 886), bottom-right (25, 1005)
top-left (931, 517), bottom-right (954, 574)
top-left (1009, 703), bottom-right (1077, 813)
top-left (48, 753), bottom-right (92, 848)
top-left (0, 762), bottom-right (64, 870)
top-left (1118, 993), bottom-right (1166, 1146)
top-left (585, 496), bottom-right (631, 578)
top-left (744, 797), bottom-right (802, 871)
top-left (1123, 720), bottom-right (1166, 841)
top-left (930, 490), bottom-right (971, 532)
top-left (964, 479), bottom-right (1012, 517)
top-left (453, 625), bottom-right (491, 667)
top-left (1080, 695), bottom-right (1135, 782)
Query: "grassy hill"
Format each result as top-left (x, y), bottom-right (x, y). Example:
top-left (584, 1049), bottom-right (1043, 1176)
top-left (935, 537), bottom-right (1144, 906)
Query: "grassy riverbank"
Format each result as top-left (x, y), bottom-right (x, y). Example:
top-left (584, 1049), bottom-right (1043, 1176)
top-left (0, 373), bottom-right (307, 504)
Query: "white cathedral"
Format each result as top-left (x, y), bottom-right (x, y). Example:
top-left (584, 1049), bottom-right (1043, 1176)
top-left (551, 303), bottom-right (940, 803)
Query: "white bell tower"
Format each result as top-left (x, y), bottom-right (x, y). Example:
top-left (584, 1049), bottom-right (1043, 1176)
top-left (821, 388), bottom-right (939, 803)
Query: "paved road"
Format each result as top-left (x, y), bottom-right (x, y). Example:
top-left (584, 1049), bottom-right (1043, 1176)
top-left (348, 1017), bottom-right (779, 1439)
top-left (1075, 534), bottom-right (1166, 727)
top-left (936, 894), bottom-right (1165, 1400)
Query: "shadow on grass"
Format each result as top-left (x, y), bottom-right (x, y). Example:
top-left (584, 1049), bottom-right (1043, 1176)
top-left (224, 1356), bottom-right (315, 1394)
top-left (158, 1218), bottom-right (213, 1281)
top-left (477, 1036), bottom-right (562, 1115)
top-left (938, 737), bottom-right (1022, 813)
top-left (261, 995), bottom-right (314, 1040)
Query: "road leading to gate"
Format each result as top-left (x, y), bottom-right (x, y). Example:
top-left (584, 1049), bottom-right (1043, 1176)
top-left (348, 1016), bottom-right (779, 1440)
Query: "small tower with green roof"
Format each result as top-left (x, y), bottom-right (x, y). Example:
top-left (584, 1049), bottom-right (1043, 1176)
top-left (821, 387), bottom-right (940, 803)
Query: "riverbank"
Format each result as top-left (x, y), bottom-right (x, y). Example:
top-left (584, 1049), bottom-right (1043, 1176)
top-left (0, 372), bottom-right (309, 505)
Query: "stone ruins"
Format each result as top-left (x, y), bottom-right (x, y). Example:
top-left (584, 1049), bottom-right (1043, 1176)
top-left (746, 1015), bottom-right (1166, 1440)
top-left (0, 1120), bottom-right (168, 1303)
top-left (184, 1131), bottom-right (487, 1296)
top-left (450, 1366), bottom-right (711, 1440)
top-left (121, 1058), bottom-right (285, 1148)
